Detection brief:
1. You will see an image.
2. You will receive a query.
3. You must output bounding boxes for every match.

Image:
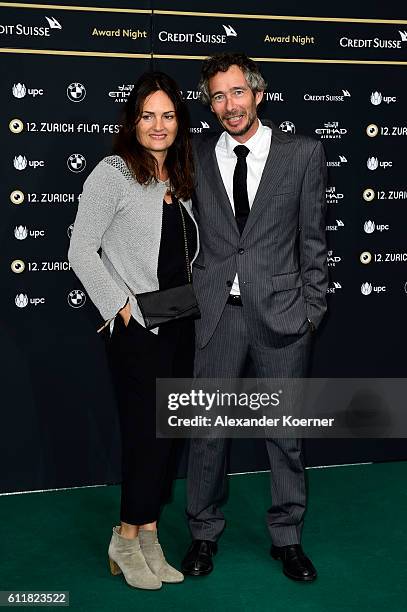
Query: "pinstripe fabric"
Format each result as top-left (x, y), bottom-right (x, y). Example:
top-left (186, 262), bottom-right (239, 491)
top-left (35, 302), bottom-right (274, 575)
top-left (186, 122), bottom-right (328, 546)
top-left (187, 304), bottom-right (311, 544)
top-left (191, 122), bottom-right (328, 350)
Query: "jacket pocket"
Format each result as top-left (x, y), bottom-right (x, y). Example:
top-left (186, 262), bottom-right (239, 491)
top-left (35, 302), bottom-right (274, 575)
top-left (271, 271), bottom-right (302, 292)
top-left (193, 262), bottom-right (206, 270)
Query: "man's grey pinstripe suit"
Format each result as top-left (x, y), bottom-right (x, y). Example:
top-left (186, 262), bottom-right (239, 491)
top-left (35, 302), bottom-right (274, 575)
top-left (187, 122), bottom-right (328, 546)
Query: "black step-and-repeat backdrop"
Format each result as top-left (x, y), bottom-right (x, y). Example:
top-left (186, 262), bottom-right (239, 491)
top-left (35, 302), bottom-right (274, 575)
top-left (1, 0), bottom-right (407, 493)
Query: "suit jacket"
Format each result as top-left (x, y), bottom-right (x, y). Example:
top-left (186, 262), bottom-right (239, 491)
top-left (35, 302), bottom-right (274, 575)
top-left (191, 121), bottom-right (328, 349)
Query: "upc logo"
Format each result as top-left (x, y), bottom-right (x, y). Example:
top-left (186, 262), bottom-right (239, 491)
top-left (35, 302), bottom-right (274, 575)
top-left (14, 155), bottom-right (27, 170)
top-left (367, 157), bottom-right (378, 170)
top-left (371, 91), bottom-right (382, 105)
top-left (15, 293), bottom-right (29, 308)
top-left (12, 83), bottom-right (26, 98)
top-left (364, 220), bottom-right (375, 233)
top-left (14, 225), bottom-right (28, 240)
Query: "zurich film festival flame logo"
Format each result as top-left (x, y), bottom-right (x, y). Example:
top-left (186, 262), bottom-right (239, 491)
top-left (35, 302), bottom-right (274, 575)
top-left (14, 155), bottom-right (27, 170)
top-left (339, 155), bottom-right (347, 162)
top-left (364, 220), bottom-right (375, 233)
top-left (12, 83), bottom-right (26, 98)
top-left (14, 225), bottom-right (28, 240)
top-left (367, 157), bottom-right (379, 170)
top-left (399, 30), bottom-right (407, 41)
top-left (361, 283), bottom-right (372, 295)
top-left (371, 91), bottom-right (382, 105)
top-left (15, 293), bottom-right (28, 308)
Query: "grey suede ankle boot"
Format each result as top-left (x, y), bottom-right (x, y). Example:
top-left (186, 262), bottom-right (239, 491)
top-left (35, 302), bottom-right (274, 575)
top-left (139, 529), bottom-right (184, 583)
top-left (108, 526), bottom-right (162, 590)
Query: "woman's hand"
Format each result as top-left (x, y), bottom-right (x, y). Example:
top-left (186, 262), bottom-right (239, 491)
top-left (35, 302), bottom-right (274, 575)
top-left (119, 302), bottom-right (132, 327)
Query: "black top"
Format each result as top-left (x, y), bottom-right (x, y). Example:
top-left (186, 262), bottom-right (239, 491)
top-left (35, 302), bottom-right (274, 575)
top-left (157, 198), bottom-right (197, 290)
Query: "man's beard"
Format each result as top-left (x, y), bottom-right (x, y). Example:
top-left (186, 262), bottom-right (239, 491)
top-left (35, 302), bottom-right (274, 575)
top-left (221, 108), bottom-right (257, 137)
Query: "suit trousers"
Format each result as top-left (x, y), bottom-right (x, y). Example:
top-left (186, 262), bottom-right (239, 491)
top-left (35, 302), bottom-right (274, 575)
top-left (187, 303), bottom-right (312, 546)
top-left (107, 315), bottom-right (194, 525)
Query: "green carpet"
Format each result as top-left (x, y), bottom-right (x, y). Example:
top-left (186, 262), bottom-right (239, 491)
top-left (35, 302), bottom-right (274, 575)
top-left (1, 462), bottom-right (406, 611)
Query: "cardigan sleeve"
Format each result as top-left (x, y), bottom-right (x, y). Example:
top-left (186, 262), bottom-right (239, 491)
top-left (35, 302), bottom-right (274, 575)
top-left (68, 160), bottom-right (129, 323)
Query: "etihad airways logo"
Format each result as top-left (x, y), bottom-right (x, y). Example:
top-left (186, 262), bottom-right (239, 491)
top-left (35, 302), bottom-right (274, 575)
top-left (339, 30), bottom-right (407, 49)
top-left (0, 15), bottom-right (62, 37)
top-left (315, 121), bottom-right (347, 139)
top-left (158, 24), bottom-right (237, 44)
top-left (108, 84), bottom-right (134, 103)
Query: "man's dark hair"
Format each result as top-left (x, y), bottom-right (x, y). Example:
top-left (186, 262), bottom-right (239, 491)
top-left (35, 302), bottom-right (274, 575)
top-left (198, 52), bottom-right (267, 105)
top-left (114, 71), bottom-right (194, 200)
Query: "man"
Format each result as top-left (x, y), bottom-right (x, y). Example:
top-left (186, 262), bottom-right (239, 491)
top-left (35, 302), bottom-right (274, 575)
top-left (181, 53), bottom-right (328, 582)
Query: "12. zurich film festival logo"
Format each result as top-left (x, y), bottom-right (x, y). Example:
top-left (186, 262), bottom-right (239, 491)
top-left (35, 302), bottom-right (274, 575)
top-left (0, 15), bottom-right (62, 37)
top-left (158, 24), bottom-right (237, 44)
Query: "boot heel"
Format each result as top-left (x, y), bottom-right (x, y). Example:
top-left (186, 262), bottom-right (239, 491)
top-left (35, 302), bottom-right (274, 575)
top-left (109, 557), bottom-right (122, 575)
top-left (270, 548), bottom-right (281, 561)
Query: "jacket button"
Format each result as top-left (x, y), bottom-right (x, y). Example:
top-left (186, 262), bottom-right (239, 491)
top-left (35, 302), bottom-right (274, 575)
top-left (238, 248), bottom-right (245, 254)
top-left (226, 280), bottom-right (233, 287)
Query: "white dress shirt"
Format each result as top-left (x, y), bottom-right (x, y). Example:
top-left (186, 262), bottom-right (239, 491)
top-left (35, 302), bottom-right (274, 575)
top-left (215, 120), bottom-right (272, 295)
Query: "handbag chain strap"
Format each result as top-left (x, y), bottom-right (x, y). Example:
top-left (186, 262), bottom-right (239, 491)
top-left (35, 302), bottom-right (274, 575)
top-left (177, 199), bottom-right (192, 284)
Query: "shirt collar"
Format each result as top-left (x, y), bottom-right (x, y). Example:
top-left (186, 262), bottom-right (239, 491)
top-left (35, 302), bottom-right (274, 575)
top-left (224, 119), bottom-right (266, 158)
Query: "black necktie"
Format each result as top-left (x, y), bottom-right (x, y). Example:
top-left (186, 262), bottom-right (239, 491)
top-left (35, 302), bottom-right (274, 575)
top-left (233, 145), bottom-right (250, 234)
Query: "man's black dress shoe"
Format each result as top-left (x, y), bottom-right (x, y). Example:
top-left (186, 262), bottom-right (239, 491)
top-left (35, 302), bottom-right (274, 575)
top-left (270, 544), bottom-right (317, 582)
top-left (181, 540), bottom-right (218, 576)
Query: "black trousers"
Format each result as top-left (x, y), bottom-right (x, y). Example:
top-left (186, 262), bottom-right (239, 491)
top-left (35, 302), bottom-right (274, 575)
top-left (107, 315), bottom-right (194, 525)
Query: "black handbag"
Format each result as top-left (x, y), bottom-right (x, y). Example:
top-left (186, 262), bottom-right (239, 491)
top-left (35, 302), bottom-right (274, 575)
top-left (134, 201), bottom-right (200, 330)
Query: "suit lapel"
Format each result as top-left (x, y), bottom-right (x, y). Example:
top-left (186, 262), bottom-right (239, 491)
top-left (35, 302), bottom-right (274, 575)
top-left (198, 124), bottom-right (298, 240)
top-left (241, 125), bottom-right (298, 240)
top-left (198, 135), bottom-right (240, 236)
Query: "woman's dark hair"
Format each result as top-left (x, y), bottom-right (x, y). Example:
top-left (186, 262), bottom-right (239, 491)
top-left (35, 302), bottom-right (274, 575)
top-left (113, 71), bottom-right (194, 200)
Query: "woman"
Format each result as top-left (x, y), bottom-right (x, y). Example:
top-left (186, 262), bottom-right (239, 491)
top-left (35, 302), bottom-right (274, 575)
top-left (68, 72), bottom-right (198, 590)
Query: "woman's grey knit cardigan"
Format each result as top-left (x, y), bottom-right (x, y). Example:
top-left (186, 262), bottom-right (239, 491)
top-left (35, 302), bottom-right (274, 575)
top-left (68, 155), bottom-right (199, 334)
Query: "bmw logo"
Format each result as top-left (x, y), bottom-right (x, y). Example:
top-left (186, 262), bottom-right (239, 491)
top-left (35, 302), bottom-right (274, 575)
top-left (67, 82), bottom-right (86, 102)
top-left (67, 153), bottom-right (86, 173)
